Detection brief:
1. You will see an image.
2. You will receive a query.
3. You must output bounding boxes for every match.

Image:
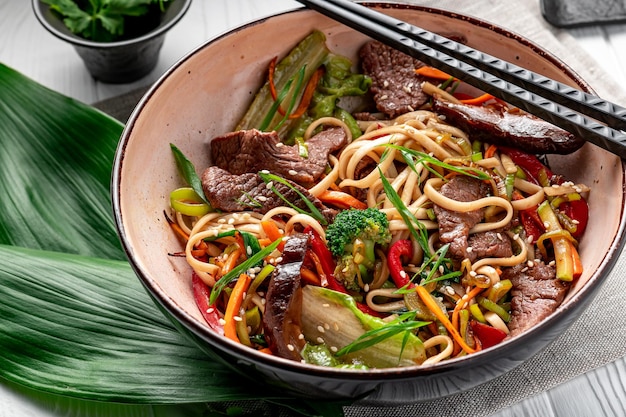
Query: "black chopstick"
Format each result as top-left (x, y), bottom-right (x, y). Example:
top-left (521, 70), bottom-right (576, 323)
top-left (294, 0), bottom-right (626, 159)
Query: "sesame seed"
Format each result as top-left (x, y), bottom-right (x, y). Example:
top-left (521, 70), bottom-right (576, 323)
top-left (333, 322), bottom-right (339, 331)
top-left (466, 246), bottom-right (473, 253)
top-left (403, 85), bottom-right (412, 93)
top-left (497, 233), bottom-right (503, 240)
top-left (317, 325), bottom-right (325, 333)
top-left (260, 169), bottom-right (270, 174)
top-left (549, 260), bottom-right (556, 266)
top-left (572, 219), bottom-right (580, 225)
top-left (364, 283), bottom-right (370, 292)
top-left (543, 221), bottom-right (550, 228)
top-left (316, 337), bottom-right (324, 344)
top-left (266, 181), bottom-right (274, 189)
top-left (288, 169), bottom-right (298, 176)
top-left (287, 344), bottom-right (295, 351)
top-left (330, 346), bottom-right (338, 353)
top-left (527, 236), bottom-right (534, 244)
top-left (275, 142), bottom-right (284, 147)
top-left (233, 316), bottom-right (242, 322)
top-left (227, 218), bottom-right (235, 225)
top-left (257, 195), bottom-right (267, 202)
top-left (527, 260), bottom-right (534, 267)
top-left (275, 256), bottom-right (283, 263)
top-left (399, 270), bottom-right (407, 279)
top-left (513, 233), bottom-right (520, 241)
top-left (246, 246), bottom-right (252, 256)
top-left (217, 218), bottom-right (226, 224)
top-left (206, 307), bottom-right (214, 314)
top-left (324, 323), bottom-right (330, 330)
top-left (380, 94), bottom-right (388, 100)
top-left (521, 267), bottom-right (528, 273)
top-left (439, 265), bottom-right (444, 274)
top-left (445, 286), bottom-right (455, 296)
top-left (407, 105), bottom-right (415, 112)
top-left (298, 333), bottom-right (305, 340)
top-left (323, 303), bottom-right (330, 308)
top-left (383, 80), bottom-right (389, 87)
top-left (469, 270), bottom-right (477, 277)
top-left (261, 298), bottom-right (266, 305)
top-left (218, 318), bottom-right (226, 326)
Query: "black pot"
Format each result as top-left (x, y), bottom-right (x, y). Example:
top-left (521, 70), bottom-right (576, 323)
top-left (32, 0), bottom-right (191, 83)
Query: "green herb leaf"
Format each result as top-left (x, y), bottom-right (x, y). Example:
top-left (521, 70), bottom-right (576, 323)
top-left (377, 167), bottom-right (430, 256)
top-left (210, 238), bottom-right (283, 304)
top-left (170, 143), bottom-right (211, 205)
top-left (335, 311), bottom-right (429, 357)
top-left (258, 171), bottom-right (327, 225)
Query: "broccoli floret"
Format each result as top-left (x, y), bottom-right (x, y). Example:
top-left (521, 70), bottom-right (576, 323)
top-left (325, 208), bottom-right (392, 290)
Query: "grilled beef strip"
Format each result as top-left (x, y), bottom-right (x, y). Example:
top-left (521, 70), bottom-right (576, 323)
top-left (263, 233), bottom-right (310, 360)
top-left (210, 127), bottom-right (347, 187)
top-left (432, 97), bottom-right (585, 154)
top-left (201, 166), bottom-right (337, 223)
top-left (359, 40), bottom-right (429, 118)
top-left (501, 261), bottom-right (570, 338)
top-left (433, 175), bottom-right (491, 261)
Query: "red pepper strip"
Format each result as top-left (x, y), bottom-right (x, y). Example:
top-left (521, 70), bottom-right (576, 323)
top-left (502, 147), bottom-right (589, 239)
top-left (268, 56), bottom-right (279, 102)
top-left (387, 239), bottom-right (414, 289)
top-left (303, 226), bottom-right (385, 317)
top-left (288, 67), bottom-right (324, 119)
top-left (561, 199), bottom-right (589, 239)
top-left (192, 273), bottom-right (224, 336)
top-left (469, 320), bottom-right (507, 349)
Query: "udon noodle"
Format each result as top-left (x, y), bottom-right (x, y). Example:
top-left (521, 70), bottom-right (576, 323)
top-left (167, 34), bottom-right (589, 368)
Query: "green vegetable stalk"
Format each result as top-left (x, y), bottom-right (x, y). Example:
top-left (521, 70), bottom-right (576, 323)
top-left (236, 30), bottom-right (330, 135)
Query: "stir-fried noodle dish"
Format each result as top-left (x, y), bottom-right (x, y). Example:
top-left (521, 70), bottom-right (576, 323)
top-left (167, 31), bottom-right (590, 368)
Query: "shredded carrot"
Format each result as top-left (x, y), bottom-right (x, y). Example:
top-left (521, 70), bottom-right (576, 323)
top-left (451, 286), bottom-right (484, 331)
top-left (318, 189), bottom-right (368, 210)
top-left (571, 242), bottom-right (583, 279)
top-left (223, 274), bottom-right (252, 342)
top-left (257, 238), bottom-right (272, 247)
top-left (164, 210), bottom-right (208, 253)
top-left (415, 285), bottom-right (476, 354)
top-left (261, 220), bottom-right (285, 251)
top-left (307, 251), bottom-right (328, 287)
top-left (459, 93), bottom-right (495, 105)
top-left (484, 144), bottom-right (498, 159)
top-left (268, 56), bottom-right (279, 102)
top-left (415, 66), bottom-right (457, 81)
top-left (288, 67), bottom-right (324, 119)
top-left (301, 267), bottom-right (322, 286)
top-left (258, 347), bottom-right (273, 355)
top-left (221, 248), bottom-right (242, 276)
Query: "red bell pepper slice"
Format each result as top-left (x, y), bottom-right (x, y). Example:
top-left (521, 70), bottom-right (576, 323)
top-left (470, 320), bottom-right (506, 349)
top-left (387, 239), bottom-right (414, 289)
top-left (192, 272), bottom-right (224, 335)
top-left (303, 225), bottom-right (385, 317)
top-left (501, 147), bottom-right (589, 239)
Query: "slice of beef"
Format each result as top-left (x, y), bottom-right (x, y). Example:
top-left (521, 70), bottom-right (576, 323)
top-left (502, 261), bottom-right (570, 337)
top-left (432, 97), bottom-right (584, 154)
top-left (359, 40), bottom-right (428, 118)
top-left (433, 175), bottom-right (490, 261)
top-left (201, 166), bottom-right (336, 222)
top-left (210, 128), bottom-right (347, 187)
top-left (263, 233), bottom-right (310, 360)
top-left (466, 231), bottom-right (513, 263)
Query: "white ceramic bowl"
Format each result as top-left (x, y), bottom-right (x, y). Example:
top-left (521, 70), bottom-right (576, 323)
top-left (112, 2), bottom-right (626, 404)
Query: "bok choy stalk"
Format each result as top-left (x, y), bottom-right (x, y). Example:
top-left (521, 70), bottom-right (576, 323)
top-left (235, 30), bottom-right (329, 135)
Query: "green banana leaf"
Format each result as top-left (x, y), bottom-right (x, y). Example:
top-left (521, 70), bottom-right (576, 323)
top-left (0, 63), bottom-right (347, 416)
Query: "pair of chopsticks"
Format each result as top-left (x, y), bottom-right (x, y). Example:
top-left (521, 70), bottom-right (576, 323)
top-left (295, 0), bottom-right (626, 159)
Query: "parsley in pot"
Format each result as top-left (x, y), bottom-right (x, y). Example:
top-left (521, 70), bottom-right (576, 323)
top-left (41, 0), bottom-right (173, 42)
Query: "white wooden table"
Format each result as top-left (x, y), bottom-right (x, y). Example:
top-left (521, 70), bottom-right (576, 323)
top-left (1, 1), bottom-right (626, 416)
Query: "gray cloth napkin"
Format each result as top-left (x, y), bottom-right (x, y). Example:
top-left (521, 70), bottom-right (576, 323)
top-left (96, 1), bottom-right (626, 415)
